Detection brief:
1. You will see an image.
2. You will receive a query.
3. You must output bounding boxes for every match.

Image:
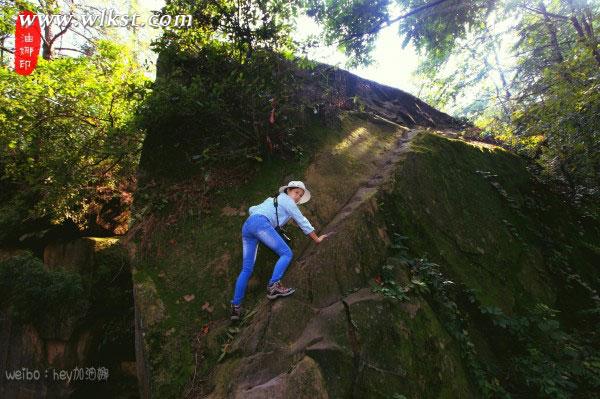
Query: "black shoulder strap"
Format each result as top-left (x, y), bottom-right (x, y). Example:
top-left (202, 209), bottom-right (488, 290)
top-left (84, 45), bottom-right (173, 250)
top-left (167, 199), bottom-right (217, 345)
top-left (273, 192), bottom-right (280, 227)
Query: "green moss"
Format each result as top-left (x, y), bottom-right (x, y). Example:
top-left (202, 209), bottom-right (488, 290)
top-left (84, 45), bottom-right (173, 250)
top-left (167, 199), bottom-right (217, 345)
top-left (381, 132), bottom-right (598, 315)
top-left (132, 115), bottom-right (407, 362)
top-left (73, 241), bottom-right (137, 398)
top-left (131, 116), bottom-right (374, 396)
top-left (131, 118), bottom-right (600, 397)
top-left (349, 297), bottom-right (476, 398)
top-left (209, 357), bottom-right (243, 397)
top-left (304, 349), bottom-right (355, 398)
top-left (0, 251), bottom-right (88, 327)
top-left (376, 131), bottom-right (600, 396)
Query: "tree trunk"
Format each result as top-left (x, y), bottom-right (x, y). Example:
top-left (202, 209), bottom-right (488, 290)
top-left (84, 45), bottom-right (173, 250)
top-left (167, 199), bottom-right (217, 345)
top-left (42, 23), bottom-right (52, 60)
top-left (566, 0), bottom-right (600, 66)
top-left (539, 2), bottom-right (563, 63)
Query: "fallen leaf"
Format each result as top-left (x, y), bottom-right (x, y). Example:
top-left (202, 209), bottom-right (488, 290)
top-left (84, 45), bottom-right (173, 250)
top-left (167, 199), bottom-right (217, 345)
top-left (202, 302), bottom-right (214, 313)
top-left (183, 294), bottom-right (195, 302)
top-left (221, 206), bottom-right (239, 216)
top-left (165, 327), bottom-right (176, 336)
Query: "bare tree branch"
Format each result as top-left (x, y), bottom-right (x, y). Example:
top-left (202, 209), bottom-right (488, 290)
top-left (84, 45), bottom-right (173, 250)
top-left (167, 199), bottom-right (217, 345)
top-left (0, 45), bottom-right (14, 54)
top-left (55, 46), bottom-right (87, 54)
top-left (521, 5), bottom-right (569, 21)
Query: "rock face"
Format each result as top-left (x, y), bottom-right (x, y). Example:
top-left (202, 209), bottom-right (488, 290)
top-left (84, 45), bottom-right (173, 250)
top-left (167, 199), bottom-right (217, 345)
top-left (130, 60), bottom-right (600, 398)
top-left (137, 51), bottom-right (464, 183)
top-left (203, 127), bottom-right (478, 398)
top-left (293, 63), bottom-right (462, 129)
top-left (0, 238), bottom-right (138, 399)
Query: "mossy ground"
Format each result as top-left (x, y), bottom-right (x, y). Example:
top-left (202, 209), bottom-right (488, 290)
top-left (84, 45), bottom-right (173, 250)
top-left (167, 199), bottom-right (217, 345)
top-left (130, 118), bottom-right (599, 397)
top-left (130, 117), bottom-right (350, 396)
top-left (378, 131), bottom-right (600, 396)
top-left (381, 131), bottom-right (599, 315)
top-left (130, 112), bottom-right (414, 396)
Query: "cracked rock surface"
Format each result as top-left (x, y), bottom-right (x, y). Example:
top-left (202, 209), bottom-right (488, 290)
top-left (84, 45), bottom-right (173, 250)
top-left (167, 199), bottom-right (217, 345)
top-left (204, 125), bottom-right (476, 398)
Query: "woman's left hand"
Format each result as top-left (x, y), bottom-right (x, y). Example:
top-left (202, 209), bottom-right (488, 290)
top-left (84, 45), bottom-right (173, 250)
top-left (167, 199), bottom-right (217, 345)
top-left (316, 233), bottom-right (332, 243)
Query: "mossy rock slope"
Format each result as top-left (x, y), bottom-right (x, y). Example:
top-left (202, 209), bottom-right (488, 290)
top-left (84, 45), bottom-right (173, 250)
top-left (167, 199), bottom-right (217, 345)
top-left (129, 69), bottom-right (599, 398)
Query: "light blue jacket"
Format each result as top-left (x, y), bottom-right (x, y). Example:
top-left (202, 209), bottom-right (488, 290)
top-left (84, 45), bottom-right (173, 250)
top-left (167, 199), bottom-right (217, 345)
top-left (248, 192), bottom-right (315, 235)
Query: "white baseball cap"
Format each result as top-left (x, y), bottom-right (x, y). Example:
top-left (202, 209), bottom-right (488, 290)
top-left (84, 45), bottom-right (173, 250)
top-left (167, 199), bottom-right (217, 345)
top-left (278, 180), bottom-right (311, 204)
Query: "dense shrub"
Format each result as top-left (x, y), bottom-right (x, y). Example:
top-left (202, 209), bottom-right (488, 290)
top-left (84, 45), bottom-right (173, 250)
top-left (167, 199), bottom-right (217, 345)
top-left (0, 252), bottom-right (88, 326)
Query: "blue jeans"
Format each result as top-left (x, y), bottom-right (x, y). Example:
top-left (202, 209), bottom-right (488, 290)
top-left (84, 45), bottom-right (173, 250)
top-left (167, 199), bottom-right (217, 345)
top-left (231, 214), bottom-right (293, 305)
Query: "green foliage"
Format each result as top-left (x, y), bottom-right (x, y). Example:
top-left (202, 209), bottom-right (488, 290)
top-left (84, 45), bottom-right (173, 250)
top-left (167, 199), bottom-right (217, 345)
top-left (0, 1), bottom-right (18, 37)
top-left (303, 0), bottom-right (390, 66)
top-left (0, 245), bottom-right (136, 397)
top-left (387, 239), bottom-right (511, 398)
top-left (0, 251), bottom-right (88, 326)
top-left (397, 0), bottom-right (495, 63)
top-left (0, 40), bottom-right (150, 239)
top-left (370, 270), bottom-right (411, 301)
top-left (137, 38), bottom-right (336, 181)
top-left (371, 234), bottom-right (428, 300)
top-left (1, 1), bottom-right (40, 37)
top-left (512, 45), bottom-right (600, 200)
top-left (481, 301), bottom-right (600, 398)
top-left (408, 0), bottom-right (600, 201)
top-left (154, 0), bottom-right (302, 57)
top-left (301, 0), bottom-right (496, 67)
top-left (376, 227), bottom-right (600, 398)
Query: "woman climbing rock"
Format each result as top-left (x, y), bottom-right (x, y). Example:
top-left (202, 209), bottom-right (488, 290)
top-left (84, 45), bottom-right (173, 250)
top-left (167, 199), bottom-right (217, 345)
top-left (230, 180), bottom-right (330, 321)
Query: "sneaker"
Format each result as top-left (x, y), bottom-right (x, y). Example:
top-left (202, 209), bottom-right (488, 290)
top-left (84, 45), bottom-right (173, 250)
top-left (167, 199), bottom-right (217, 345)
top-left (230, 304), bottom-right (242, 321)
top-left (267, 281), bottom-right (296, 300)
